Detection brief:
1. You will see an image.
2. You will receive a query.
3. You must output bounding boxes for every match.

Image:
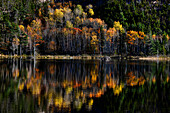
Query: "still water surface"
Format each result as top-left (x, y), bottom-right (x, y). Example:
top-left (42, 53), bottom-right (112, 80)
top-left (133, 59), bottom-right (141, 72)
top-left (0, 59), bottom-right (170, 113)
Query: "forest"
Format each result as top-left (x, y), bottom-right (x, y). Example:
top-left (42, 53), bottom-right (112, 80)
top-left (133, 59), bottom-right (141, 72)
top-left (0, 0), bottom-right (169, 56)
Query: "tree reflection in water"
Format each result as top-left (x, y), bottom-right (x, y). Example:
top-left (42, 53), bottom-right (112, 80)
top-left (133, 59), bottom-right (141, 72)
top-left (0, 59), bottom-right (169, 112)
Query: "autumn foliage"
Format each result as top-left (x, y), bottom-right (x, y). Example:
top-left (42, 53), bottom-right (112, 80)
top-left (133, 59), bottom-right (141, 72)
top-left (0, 1), bottom-right (169, 56)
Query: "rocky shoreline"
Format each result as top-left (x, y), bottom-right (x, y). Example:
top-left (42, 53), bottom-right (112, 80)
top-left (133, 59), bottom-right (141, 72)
top-left (0, 54), bottom-right (170, 61)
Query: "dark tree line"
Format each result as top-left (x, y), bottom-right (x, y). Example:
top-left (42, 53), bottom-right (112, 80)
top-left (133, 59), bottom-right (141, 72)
top-left (94, 0), bottom-right (170, 35)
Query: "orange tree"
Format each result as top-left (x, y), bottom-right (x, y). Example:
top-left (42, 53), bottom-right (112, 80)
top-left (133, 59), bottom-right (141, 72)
top-left (126, 30), bottom-right (146, 55)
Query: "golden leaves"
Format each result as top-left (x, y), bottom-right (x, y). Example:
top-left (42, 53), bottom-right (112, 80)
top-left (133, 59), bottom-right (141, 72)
top-left (19, 25), bottom-right (24, 32)
top-left (167, 34), bottom-right (169, 40)
top-left (18, 82), bottom-right (24, 91)
top-left (106, 27), bottom-right (116, 41)
top-left (90, 65), bottom-right (98, 84)
top-left (167, 76), bottom-right (169, 83)
top-left (86, 18), bottom-right (105, 26)
top-left (152, 76), bottom-right (156, 83)
top-left (63, 7), bottom-right (72, 14)
top-left (88, 99), bottom-right (93, 106)
top-left (66, 87), bottom-right (73, 94)
top-left (127, 30), bottom-right (138, 45)
top-left (75, 16), bottom-right (81, 25)
top-left (152, 34), bottom-right (156, 39)
top-left (55, 97), bottom-right (63, 107)
top-left (30, 19), bottom-right (42, 33)
top-left (91, 35), bottom-right (98, 45)
top-left (82, 27), bottom-right (88, 32)
top-left (138, 31), bottom-right (146, 40)
top-left (13, 69), bottom-right (19, 78)
top-left (27, 25), bottom-right (31, 32)
top-left (114, 21), bottom-right (124, 33)
top-left (32, 82), bottom-right (41, 95)
top-left (38, 8), bottom-right (42, 17)
top-left (126, 30), bottom-right (146, 45)
top-left (66, 21), bottom-right (73, 28)
top-left (12, 38), bottom-right (20, 46)
top-left (88, 9), bottom-right (94, 16)
top-left (126, 72), bottom-right (146, 86)
top-left (113, 84), bottom-right (124, 95)
top-left (54, 8), bottom-right (64, 21)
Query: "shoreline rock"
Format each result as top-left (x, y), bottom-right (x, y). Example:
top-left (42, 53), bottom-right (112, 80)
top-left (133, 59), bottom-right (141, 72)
top-left (0, 54), bottom-right (170, 61)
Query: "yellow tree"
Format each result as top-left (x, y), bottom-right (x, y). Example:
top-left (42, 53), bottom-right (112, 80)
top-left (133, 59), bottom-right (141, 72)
top-left (114, 21), bottom-right (124, 33)
top-left (113, 21), bottom-right (125, 56)
top-left (54, 8), bottom-right (64, 23)
top-left (88, 9), bottom-right (94, 16)
top-left (90, 32), bottom-right (99, 54)
top-left (66, 21), bottom-right (73, 28)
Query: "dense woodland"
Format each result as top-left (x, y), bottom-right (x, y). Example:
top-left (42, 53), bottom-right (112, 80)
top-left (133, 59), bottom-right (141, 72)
top-left (0, 0), bottom-right (169, 56)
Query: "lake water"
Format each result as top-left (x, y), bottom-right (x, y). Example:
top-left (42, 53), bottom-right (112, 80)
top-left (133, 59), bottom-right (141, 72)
top-left (0, 59), bottom-right (169, 113)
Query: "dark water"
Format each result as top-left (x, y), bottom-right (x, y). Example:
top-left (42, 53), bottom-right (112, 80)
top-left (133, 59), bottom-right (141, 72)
top-left (0, 59), bottom-right (170, 113)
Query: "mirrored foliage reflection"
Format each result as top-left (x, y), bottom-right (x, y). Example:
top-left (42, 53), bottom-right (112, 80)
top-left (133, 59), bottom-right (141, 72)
top-left (0, 59), bottom-right (170, 113)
